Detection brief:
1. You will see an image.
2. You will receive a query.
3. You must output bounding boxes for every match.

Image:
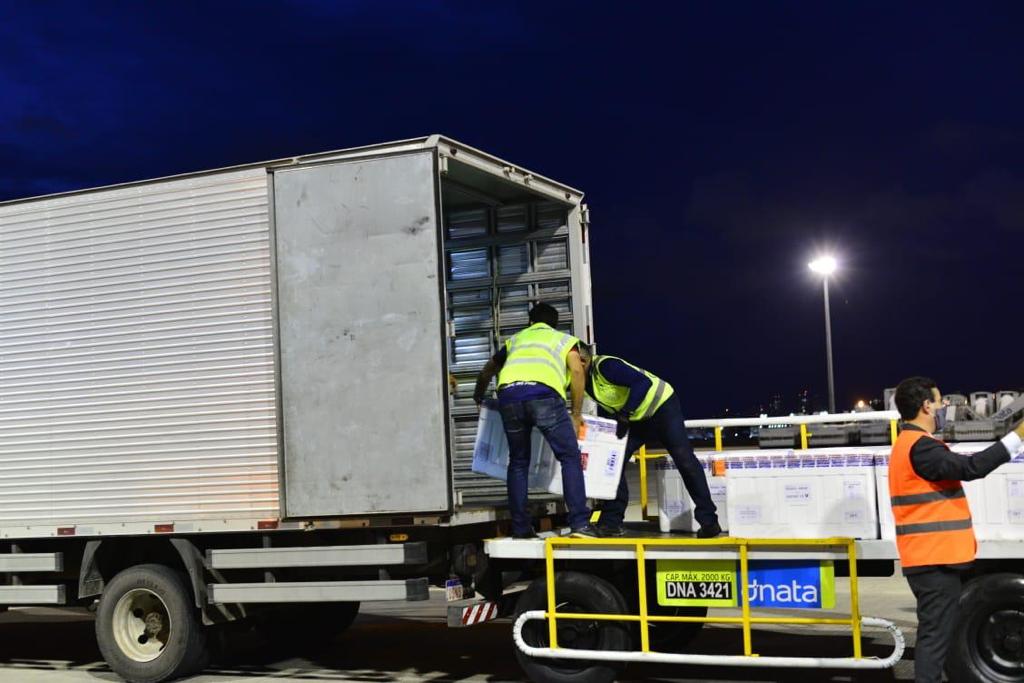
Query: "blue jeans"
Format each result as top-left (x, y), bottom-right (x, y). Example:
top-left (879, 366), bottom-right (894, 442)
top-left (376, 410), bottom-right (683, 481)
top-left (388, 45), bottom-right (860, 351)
top-left (599, 395), bottom-right (719, 529)
top-left (499, 397), bottom-right (591, 534)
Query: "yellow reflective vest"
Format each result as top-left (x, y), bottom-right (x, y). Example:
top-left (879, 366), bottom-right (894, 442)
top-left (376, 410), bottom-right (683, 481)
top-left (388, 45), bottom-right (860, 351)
top-left (588, 355), bottom-right (674, 421)
top-left (497, 323), bottom-right (579, 399)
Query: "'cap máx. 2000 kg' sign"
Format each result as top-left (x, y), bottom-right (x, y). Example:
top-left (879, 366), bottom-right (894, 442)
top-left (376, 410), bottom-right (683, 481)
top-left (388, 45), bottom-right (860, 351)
top-left (656, 559), bottom-right (835, 609)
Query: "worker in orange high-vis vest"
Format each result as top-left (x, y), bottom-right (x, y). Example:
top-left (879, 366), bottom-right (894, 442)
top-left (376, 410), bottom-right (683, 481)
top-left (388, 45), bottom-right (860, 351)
top-left (890, 376), bottom-right (1024, 683)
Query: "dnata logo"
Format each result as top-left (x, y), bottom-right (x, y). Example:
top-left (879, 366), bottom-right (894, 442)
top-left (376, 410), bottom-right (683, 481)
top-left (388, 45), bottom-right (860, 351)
top-left (745, 560), bottom-right (833, 609)
top-left (747, 577), bottom-right (819, 607)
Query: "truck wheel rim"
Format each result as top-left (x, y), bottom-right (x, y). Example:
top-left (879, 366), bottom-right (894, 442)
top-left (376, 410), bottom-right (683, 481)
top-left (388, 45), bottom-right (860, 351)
top-left (979, 609), bottom-right (1024, 675)
top-left (112, 589), bottom-right (172, 663)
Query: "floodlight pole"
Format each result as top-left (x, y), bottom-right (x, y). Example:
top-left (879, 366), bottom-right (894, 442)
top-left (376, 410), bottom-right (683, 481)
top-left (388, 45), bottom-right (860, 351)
top-left (822, 277), bottom-right (836, 414)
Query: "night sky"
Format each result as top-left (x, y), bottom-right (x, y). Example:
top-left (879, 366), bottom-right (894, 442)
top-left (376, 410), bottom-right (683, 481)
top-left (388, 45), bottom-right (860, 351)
top-left (1, 2), bottom-right (1022, 417)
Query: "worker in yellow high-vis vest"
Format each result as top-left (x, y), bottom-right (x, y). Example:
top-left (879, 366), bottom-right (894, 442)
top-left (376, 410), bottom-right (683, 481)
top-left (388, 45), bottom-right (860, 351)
top-left (578, 345), bottom-right (721, 538)
top-left (472, 303), bottom-right (598, 538)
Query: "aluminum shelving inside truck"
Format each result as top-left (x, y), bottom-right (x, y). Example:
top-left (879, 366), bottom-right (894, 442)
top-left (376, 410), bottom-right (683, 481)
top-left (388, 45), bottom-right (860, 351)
top-left (0, 135), bottom-right (594, 682)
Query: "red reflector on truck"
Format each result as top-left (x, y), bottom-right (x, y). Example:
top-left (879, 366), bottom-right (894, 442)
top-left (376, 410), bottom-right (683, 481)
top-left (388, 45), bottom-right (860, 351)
top-left (258, 520), bottom-right (279, 530)
top-left (154, 524), bottom-right (174, 533)
top-left (57, 527), bottom-right (75, 536)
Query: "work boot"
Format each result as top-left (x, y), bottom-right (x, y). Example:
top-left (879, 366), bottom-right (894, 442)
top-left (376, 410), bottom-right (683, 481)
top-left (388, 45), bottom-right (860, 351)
top-left (511, 527), bottom-right (539, 539)
top-left (569, 524), bottom-right (602, 538)
top-left (595, 525), bottom-right (627, 537)
top-left (697, 521), bottom-right (722, 539)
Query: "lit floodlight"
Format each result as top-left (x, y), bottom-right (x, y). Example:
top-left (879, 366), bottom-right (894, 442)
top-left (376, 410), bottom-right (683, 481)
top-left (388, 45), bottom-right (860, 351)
top-left (808, 256), bottom-right (838, 275)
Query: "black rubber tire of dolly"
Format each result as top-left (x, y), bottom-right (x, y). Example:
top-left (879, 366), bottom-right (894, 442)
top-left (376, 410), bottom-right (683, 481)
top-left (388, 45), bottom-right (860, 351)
top-left (514, 571), bottom-right (631, 683)
top-left (95, 563), bottom-right (209, 683)
top-left (633, 561), bottom-right (706, 652)
top-left (947, 572), bottom-right (1024, 683)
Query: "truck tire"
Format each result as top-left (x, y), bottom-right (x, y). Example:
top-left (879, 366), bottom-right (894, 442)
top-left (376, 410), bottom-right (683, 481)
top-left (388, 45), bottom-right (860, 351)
top-left (96, 564), bottom-right (209, 683)
top-left (947, 572), bottom-right (1024, 682)
top-left (514, 571), bottom-right (630, 683)
top-left (253, 602), bottom-right (361, 652)
top-left (627, 561), bottom-right (705, 652)
top-left (646, 604), bottom-right (706, 652)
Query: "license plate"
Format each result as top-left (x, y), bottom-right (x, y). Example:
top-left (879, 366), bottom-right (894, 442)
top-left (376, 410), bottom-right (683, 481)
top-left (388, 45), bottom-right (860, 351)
top-left (656, 559), bottom-right (737, 607)
top-left (664, 579), bottom-right (733, 601)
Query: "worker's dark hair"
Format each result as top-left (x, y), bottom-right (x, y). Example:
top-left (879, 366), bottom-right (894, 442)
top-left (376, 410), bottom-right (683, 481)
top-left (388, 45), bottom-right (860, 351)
top-left (528, 302), bottom-right (559, 327)
top-left (894, 376), bottom-right (938, 421)
top-left (576, 342), bottom-right (593, 361)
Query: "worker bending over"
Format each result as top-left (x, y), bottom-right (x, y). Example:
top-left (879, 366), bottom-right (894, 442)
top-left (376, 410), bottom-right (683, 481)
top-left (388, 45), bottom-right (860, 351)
top-left (889, 376), bottom-right (1024, 683)
top-left (473, 303), bottom-right (599, 538)
top-left (578, 345), bottom-right (721, 538)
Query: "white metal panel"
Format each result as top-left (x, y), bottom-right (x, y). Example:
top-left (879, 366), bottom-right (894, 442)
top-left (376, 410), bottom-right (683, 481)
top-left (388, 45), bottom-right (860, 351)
top-left (274, 152), bottom-right (450, 517)
top-left (208, 578), bottom-right (429, 604)
top-left (207, 542), bottom-right (425, 569)
top-left (0, 552), bottom-right (62, 571)
top-left (0, 585), bottom-right (65, 605)
top-left (0, 169), bottom-right (280, 527)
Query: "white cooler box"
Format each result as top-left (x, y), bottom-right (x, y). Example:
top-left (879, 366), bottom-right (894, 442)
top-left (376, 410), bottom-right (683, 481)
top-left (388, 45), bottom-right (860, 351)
top-left (655, 455), bottom-right (729, 533)
top-left (726, 450), bottom-right (880, 539)
top-left (470, 403), bottom-right (627, 500)
top-left (876, 442), bottom-right (1024, 541)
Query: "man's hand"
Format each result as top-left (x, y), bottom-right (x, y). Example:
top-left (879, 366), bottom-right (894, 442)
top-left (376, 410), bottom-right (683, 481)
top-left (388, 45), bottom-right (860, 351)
top-left (572, 412), bottom-right (584, 438)
top-left (473, 359), bottom-right (499, 412)
top-left (615, 416), bottom-right (630, 440)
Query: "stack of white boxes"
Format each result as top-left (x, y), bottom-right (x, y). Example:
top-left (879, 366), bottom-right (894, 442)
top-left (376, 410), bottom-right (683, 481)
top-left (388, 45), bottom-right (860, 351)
top-left (725, 449), bottom-right (880, 539)
top-left (476, 408), bottom-right (1023, 540)
top-left (471, 402), bottom-right (627, 500)
top-left (876, 442), bottom-right (1024, 541)
top-left (655, 454), bottom-right (729, 533)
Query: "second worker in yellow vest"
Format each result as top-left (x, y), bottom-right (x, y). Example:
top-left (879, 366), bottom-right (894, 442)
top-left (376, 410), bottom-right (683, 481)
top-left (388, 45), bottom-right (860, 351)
top-left (578, 346), bottom-right (721, 538)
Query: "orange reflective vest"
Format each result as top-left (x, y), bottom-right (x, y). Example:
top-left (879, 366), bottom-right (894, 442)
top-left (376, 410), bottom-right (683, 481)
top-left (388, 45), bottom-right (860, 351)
top-left (888, 429), bottom-right (976, 568)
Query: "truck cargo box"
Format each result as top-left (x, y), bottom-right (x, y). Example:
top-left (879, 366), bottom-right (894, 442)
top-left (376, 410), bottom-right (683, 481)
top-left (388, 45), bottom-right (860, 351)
top-left (0, 136), bottom-right (594, 538)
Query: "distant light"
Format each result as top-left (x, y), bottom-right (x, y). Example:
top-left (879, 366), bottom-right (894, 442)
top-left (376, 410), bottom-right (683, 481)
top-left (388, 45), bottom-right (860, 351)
top-left (808, 256), bottom-right (838, 275)
top-left (856, 400), bottom-right (865, 408)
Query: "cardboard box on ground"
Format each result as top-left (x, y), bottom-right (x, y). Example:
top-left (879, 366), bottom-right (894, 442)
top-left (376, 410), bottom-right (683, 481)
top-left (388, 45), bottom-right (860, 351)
top-left (471, 401), bottom-right (627, 500)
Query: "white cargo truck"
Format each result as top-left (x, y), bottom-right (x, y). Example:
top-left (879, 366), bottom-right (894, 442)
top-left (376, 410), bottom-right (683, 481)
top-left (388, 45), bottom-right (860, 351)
top-left (0, 135), bottom-right (596, 682)
top-left (5, 135), bottom-right (1019, 683)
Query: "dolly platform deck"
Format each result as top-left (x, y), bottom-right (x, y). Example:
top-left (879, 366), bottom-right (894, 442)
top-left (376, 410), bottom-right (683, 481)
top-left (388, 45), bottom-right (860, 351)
top-left (486, 530), bottom-right (1024, 562)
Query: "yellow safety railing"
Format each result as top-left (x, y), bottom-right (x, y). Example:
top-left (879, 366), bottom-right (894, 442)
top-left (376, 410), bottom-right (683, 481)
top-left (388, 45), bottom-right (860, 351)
top-left (542, 536), bottom-right (863, 659)
top-left (635, 416), bottom-right (901, 519)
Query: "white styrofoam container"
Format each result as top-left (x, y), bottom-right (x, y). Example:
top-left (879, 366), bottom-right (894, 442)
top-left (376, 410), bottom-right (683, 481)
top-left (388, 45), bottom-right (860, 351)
top-left (656, 456), bottom-right (729, 532)
top-left (470, 405), bottom-right (627, 500)
top-left (542, 437), bottom-right (628, 500)
top-left (877, 442), bottom-right (1024, 541)
top-left (726, 450), bottom-right (880, 539)
top-left (470, 402), bottom-right (521, 481)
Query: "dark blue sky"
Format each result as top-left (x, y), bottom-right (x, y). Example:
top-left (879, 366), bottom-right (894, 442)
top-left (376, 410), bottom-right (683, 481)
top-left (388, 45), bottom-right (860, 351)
top-left (1, 1), bottom-right (1022, 416)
